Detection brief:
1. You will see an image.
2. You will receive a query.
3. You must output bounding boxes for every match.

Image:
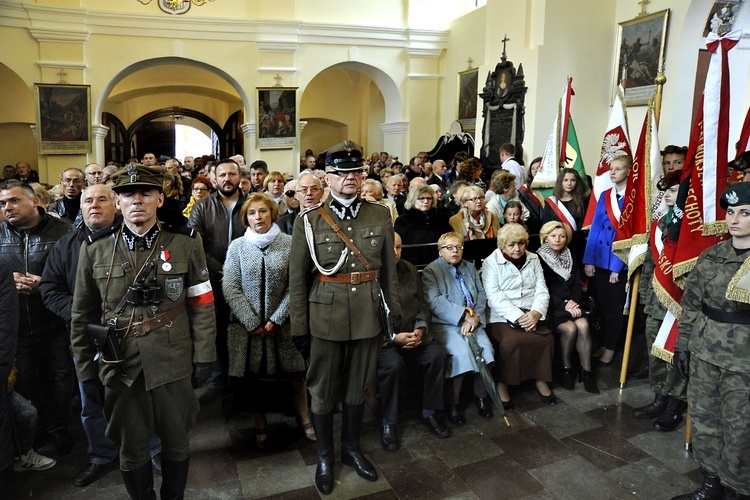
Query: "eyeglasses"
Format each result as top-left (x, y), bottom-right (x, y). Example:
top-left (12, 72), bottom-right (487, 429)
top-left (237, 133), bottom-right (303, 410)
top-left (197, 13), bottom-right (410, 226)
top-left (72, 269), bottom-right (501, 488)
top-left (192, 187), bottom-right (208, 192)
top-left (466, 197), bottom-right (483, 204)
top-left (441, 245), bottom-right (464, 251)
top-left (61, 178), bottom-right (83, 185)
top-left (296, 186), bottom-right (321, 193)
top-left (416, 197), bottom-right (433, 203)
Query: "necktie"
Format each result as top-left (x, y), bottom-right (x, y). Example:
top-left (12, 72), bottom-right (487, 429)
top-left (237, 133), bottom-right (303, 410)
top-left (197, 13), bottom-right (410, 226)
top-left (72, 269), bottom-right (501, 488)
top-left (455, 266), bottom-right (474, 309)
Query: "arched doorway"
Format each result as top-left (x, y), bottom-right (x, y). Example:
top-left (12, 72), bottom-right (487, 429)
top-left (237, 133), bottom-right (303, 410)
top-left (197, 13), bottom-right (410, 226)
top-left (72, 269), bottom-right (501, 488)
top-left (98, 57), bottom-right (248, 164)
top-left (300, 61), bottom-right (402, 157)
top-left (0, 63), bottom-right (36, 173)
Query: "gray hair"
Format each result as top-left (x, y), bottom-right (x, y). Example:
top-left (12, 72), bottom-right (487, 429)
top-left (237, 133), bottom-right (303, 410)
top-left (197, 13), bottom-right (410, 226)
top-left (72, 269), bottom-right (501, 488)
top-left (80, 184), bottom-right (116, 207)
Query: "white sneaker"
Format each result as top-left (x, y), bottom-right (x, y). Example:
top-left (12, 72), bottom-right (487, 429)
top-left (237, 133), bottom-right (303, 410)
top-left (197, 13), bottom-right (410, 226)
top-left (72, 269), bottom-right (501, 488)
top-left (13, 449), bottom-right (57, 472)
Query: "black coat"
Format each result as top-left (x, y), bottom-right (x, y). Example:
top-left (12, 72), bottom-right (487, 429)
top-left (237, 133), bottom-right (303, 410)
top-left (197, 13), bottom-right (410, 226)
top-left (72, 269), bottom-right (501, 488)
top-left (394, 208), bottom-right (452, 267)
top-left (539, 255), bottom-right (583, 327)
top-left (0, 263), bottom-right (19, 470)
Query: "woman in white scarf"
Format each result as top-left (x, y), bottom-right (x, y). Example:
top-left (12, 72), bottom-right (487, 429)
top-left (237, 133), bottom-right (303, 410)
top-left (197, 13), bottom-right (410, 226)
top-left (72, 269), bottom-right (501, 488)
top-left (536, 221), bottom-right (598, 394)
top-left (223, 193), bottom-right (314, 448)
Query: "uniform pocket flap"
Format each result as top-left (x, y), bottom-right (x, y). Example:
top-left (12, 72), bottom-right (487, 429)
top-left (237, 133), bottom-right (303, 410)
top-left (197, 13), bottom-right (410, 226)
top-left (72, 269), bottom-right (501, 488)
top-left (157, 261), bottom-right (188, 275)
top-left (310, 289), bottom-right (333, 305)
top-left (93, 264), bottom-right (125, 279)
top-left (314, 232), bottom-right (339, 245)
top-left (360, 226), bottom-right (383, 239)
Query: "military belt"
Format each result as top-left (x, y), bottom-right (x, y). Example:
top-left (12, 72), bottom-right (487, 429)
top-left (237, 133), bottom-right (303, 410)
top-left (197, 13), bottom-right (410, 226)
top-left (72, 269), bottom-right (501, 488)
top-left (315, 270), bottom-right (380, 284)
top-left (118, 302), bottom-right (187, 338)
top-left (701, 304), bottom-right (750, 324)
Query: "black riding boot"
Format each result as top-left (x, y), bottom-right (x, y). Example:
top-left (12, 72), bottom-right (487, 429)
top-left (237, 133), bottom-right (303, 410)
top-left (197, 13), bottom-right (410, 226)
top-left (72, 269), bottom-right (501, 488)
top-left (121, 461), bottom-right (157, 500)
top-left (341, 403), bottom-right (377, 482)
top-left (311, 412), bottom-right (335, 495)
top-left (160, 457), bottom-right (190, 500)
top-left (670, 468), bottom-right (724, 500)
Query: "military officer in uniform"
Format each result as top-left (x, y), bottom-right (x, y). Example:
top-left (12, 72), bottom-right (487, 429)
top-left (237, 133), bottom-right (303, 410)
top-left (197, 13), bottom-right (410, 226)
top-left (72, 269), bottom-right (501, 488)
top-left (289, 142), bottom-right (401, 495)
top-left (672, 183), bottom-right (750, 500)
top-left (71, 164), bottom-right (216, 500)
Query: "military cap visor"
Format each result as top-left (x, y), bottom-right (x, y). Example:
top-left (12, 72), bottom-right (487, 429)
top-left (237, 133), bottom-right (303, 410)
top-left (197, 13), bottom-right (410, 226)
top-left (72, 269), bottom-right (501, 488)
top-left (110, 164), bottom-right (165, 193)
top-left (720, 182), bottom-right (750, 210)
top-left (656, 170), bottom-right (681, 191)
top-left (729, 151), bottom-right (750, 172)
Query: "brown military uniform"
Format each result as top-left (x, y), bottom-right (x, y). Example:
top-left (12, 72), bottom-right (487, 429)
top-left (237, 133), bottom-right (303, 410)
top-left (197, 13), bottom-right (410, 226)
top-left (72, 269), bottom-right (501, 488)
top-left (289, 197), bottom-right (401, 413)
top-left (71, 222), bottom-right (216, 469)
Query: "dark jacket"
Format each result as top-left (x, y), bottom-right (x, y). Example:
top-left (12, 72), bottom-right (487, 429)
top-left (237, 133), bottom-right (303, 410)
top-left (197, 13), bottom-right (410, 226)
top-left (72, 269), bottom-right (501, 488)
top-left (40, 216), bottom-right (121, 324)
top-left (0, 210), bottom-right (71, 335)
top-left (187, 191), bottom-right (247, 285)
top-left (394, 208), bottom-right (452, 267)
top-left (47, 196), bottom-right (83, 227)
top-left (394, 259), bottom-right (431, 343)
top-left (0, 263), bottom-right (19, 470)
top-left (277, 208), bottom-right (300, 235)
top-left (539, 254), bottom-right (583, 327)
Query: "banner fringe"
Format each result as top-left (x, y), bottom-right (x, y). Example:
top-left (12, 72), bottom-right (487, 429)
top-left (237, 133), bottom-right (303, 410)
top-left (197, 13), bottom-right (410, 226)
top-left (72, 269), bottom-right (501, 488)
top-left (651, 344), bottom-right (674, 363)
top-left (726, 253), bottom-right (750, 304)
top-left (702, 220), bottom-right (727, 236)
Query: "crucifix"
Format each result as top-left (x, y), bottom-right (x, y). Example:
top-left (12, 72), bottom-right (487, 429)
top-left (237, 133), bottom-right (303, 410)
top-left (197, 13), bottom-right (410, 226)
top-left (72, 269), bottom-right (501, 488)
top-left (637, 0), bottom-right (650, 17)
top-left (273, 73), bottom-right (283, 87)
top-left (501, 34), bottom-right (510, 62)
top-left (466, 57), bottom-right (473, 70)
top-left (56, 68), bottom-right (68, 84)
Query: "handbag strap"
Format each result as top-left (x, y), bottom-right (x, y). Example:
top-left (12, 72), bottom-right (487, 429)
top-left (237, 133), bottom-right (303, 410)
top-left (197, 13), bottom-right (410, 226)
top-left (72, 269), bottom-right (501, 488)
top-left (316, 206), bottom-right (373, 271)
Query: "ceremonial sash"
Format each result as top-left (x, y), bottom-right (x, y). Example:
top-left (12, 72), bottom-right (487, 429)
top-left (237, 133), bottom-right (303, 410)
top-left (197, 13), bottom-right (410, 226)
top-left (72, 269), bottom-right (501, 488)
top-left (603, 188), bottom-right (621, 229)
top-left (649, 216), bottom-right (683, 361)
top-left (544, 196), bottom-right (577, 231)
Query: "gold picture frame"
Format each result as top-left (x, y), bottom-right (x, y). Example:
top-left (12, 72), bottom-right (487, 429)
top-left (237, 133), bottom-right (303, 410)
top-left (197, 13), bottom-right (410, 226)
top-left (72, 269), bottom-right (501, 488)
top-left (34, 84), bottom-right (91, 155)
top-left (257, 87), bottom-right (298, 149)
top-left (457, 68), bottom-right (479, 131)
top-left (613, 9), bottom-right (670, 106)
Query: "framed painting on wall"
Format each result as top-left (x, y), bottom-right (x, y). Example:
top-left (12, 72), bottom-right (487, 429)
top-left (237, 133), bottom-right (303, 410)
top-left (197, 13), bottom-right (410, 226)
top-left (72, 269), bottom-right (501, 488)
top-left (257, 87), bottom-right (298, 149)
top-left (34, 83), bottom-right (91, 154)
top-left (612, 9), bottom-right (670, 106)
top-left (457, 68), bottom-right (478, 131)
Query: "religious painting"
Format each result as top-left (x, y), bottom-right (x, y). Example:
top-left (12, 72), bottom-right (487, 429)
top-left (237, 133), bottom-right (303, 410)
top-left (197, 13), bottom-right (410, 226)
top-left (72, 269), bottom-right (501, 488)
top-left (257, 87), bottom-right (298, 149)
top-left (703, 0), bottom-right (744, 37)
top-left (34, 84), bottom-right (91, 154)
top-left (457, 68), bottom-right (478, 131)
top-left (613, 9), bottom-right (670, 106)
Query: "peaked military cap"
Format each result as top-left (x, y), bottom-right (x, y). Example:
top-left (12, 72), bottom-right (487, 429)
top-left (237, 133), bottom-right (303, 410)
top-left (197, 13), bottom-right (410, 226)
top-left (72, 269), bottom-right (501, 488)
top-left (656, 170), bottom-right (682, 191)
top-left (110, 163), bottom-right (164, 193)
top-left (324, 141), bottom-right (364, 172)
top-left (720, 182), bottom-right (750, 209)
top-left (729, 150), bottom-right (750, 172)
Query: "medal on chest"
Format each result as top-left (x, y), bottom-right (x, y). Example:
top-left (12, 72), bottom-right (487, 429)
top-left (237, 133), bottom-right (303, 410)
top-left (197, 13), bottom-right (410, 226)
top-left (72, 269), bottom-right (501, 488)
top-left (160, 249), bottom-right (172, 272)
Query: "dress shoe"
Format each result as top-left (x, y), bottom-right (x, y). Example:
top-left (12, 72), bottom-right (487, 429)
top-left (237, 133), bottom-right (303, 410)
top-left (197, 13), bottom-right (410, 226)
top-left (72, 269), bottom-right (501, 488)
top-left (52, 430), bottom-right (74, 455)
top-left (559, 367), bottom-right (576, 391)
top-left (539, 392), bottom-right (557, 406)
top-left (580, 369), bottom-right (600, 394)
top-left (380, 424), bottom-right (399, 451)
top-left (447, 404), bottom-right (466, 426)
top-left (74, 461), bottom-right (117, 487)
top-left (632, 394), bottom-right (668, 419)
top-left (475, 397), bottom-right (493, 418)
top-left (653, 397), bottom-right (686, 432)
top-left (501, 400), bottom-right (514, 412)
top-left (420, 414), bottom-right (452, 439)
top-left (151, 453), bottom-right (162, 476)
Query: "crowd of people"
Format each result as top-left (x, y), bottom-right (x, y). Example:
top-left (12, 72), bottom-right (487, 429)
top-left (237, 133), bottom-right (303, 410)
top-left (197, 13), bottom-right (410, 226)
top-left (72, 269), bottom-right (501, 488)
top-left (0, 140), bottom-right (748, 499)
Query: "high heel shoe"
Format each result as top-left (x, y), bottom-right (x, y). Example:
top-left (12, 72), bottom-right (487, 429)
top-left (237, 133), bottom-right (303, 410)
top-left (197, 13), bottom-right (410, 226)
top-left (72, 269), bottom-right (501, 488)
top-left (559, 367), bottom-right (576, 391)
top-left (580, 369), bottom-right (600, 394)
top-left (501, 400), bottom-right (514, 412)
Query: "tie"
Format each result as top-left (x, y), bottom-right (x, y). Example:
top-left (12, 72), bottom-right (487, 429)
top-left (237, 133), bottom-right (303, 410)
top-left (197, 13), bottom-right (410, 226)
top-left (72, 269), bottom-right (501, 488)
top-left (455, 266), bottom-right (474, 309)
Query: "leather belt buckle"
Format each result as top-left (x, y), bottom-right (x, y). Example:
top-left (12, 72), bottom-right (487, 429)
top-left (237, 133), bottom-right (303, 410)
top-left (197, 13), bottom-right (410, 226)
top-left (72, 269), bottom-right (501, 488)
top-left (350, 272), bottom-right (361, 284)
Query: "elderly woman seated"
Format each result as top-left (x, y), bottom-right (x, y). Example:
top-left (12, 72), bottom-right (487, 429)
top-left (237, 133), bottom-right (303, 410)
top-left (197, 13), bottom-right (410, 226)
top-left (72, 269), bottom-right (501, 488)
top-left (360, 178), bottom-right (397, 222)
top-left (422, 232), bottom-right (495, 425)
top-left (395, 184), bottom-right (452, 267)
top-left (481, 223), bottom-right (555, 410)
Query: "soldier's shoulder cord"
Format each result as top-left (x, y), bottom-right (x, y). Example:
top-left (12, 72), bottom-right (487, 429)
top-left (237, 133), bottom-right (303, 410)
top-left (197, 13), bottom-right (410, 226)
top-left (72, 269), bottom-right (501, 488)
top-left (298, 202), bottom-right (323, 217)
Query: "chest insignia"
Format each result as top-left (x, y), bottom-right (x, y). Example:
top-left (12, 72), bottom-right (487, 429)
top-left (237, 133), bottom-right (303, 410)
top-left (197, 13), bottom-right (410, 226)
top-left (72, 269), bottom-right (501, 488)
top-left (370, 238), bottom-right (378, 247)
top-left (165, 277), bottom-right (183, 301)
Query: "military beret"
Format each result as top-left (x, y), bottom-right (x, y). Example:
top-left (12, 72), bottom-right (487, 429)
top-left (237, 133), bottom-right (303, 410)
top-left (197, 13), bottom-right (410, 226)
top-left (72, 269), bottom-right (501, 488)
top-left (324, 141), bottom-right (364, 172)
top-left (656, 170), bottom-right (682, 191)
top-left (110, 163), bottom-right (164, 193)
top-left (720, 182), bottom-right (750, 209)
top-left (729, 150), bottom-right (750, 172)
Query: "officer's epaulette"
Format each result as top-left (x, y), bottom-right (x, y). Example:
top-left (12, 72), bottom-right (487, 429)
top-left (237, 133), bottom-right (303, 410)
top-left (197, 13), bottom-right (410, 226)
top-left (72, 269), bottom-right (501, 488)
top-left (298, 202), bottom-right (323, 217)
top-left (362, 198), bottom-right (387, 209)
top-left (85, 221), bottom-right (120, 244)
top-left (162, 223), bottom-right (197, 237)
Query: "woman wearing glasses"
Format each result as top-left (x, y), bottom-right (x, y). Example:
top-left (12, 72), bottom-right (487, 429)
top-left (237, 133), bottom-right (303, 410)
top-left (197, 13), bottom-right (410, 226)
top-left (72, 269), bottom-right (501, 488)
top-left (394, 184), bottom-right (452, 266)
top-left (449, 185), bottom-right (500, 240)
top-left (182, 175), bottom-right (212, 219)
top-left (422, 232), bottom-right (495, 425)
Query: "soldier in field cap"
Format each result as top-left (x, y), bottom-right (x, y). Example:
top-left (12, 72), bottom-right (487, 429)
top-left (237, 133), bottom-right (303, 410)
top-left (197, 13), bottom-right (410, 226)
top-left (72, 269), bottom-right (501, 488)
top-left (670, 183), bottom-right (750, 500)
top-left (289, 141), bottom-right (401, 495)
top-left (71, 163), bottom-right (217, 499)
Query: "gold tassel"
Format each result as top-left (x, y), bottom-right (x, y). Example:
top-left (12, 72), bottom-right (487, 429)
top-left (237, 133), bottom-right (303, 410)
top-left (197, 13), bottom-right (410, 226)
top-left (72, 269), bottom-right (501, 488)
top-left (651, 344), bottom-right (674, 363)
top-left (702, 220), bottom-right (728, 237)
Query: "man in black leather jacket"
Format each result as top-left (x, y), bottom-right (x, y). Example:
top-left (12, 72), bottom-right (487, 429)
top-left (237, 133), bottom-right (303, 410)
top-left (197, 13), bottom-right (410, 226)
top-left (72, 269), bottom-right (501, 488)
top-left (0, 180), bottom-right (72, 453)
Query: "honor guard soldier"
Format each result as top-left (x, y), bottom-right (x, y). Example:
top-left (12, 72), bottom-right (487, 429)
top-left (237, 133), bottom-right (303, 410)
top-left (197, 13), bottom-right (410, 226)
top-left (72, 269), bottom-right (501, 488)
top-left (672, 183), bottom-right (750, 500)
top-left (290, 142), bottom-right (401, 495)
top-left (71, 164), bottom-right (216, 500)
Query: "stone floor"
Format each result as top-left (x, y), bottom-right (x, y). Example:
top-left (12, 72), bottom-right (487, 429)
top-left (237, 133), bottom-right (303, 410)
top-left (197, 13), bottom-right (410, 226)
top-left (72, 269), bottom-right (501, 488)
top-left (8, 360), bottom-right (702, 499)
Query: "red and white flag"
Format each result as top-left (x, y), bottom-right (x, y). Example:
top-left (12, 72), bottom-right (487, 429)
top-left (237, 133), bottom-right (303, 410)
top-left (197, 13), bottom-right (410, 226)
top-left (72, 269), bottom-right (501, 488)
top-left (583, 85), bottom-right (631, 229)
top-left (613, 101), bottom-right (661, 276)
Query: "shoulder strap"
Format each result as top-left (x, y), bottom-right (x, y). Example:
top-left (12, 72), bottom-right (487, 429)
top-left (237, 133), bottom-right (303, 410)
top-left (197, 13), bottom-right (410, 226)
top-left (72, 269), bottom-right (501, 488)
top-left (316, 206), bottom-right (373, 271)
